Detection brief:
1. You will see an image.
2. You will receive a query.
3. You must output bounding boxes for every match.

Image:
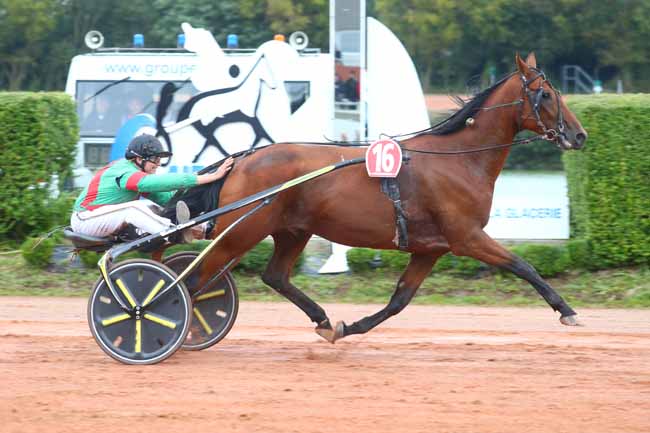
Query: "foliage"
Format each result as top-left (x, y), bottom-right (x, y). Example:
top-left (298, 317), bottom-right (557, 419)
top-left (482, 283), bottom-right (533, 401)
top-left (375, 0), bottom-right (650, 93)
top-left (347, 248), bottom-right (486, 276)
top-left (448, 255), bottom-right (486, 277)
top-left (0, 0), bottom-right (59, 90)
top-left (379, 250), bottom-right (410, 271)
top-left (149, 0), bottom-right (328, 54)
top-left (20, 236), bottom-right (55, 268)
top-left (233, 239), bottom-right (304, 275)
top-left (346, 247), bottom-right (378, 273)
top-left (3, 249), bottom-right (649, 307)
top-left (235, 240), bottom-right (275, 274)
top-left (504, 134), bottom-right (563, 170)
top-left (348, 243), bottom-right (571, 278)
top-left (564, 94), bottom-right (650, 269)
top-left (566, 239), bottom-right (592, 270)
top-left (509, 244), bottom-right (570, 278)
top-left (48, 192), bottom-right (78, 228)
top-left (2, 0), bottom-right (650, 92)
top-left (0, 93), bottom-right (78, 241)
top-left (77, 249), bottom-right (101, 268)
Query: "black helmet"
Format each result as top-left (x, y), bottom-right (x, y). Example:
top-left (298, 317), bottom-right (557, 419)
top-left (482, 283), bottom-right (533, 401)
top-left (125, 134), bottom-right (172, 160)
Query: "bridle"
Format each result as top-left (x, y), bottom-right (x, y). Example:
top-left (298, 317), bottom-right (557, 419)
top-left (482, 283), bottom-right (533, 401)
top-left (518, 68), bottom-right (566, 145)
top-left (477, 68), bottom-right (566, 145)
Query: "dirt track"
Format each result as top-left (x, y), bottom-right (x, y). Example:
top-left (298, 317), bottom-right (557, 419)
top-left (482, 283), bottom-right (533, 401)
top-left (1, 297), bottom-right (649, 433)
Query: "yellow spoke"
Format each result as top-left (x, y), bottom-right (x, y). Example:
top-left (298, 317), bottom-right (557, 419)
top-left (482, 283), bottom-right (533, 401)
top-left (142, 279), bottom-right (166, 306)
top-left (115, 278), bottom-right (137, 308)
top-left (195, 289), bottom-right (225, 302)
top-left (135, 319), bottom-right (142, 353)
top-left (193, 307), bottom-right (213, 335)
top-left (143, 313), bottom-right (177, 329)
top-left (101, 313), bottom-right (131, 327)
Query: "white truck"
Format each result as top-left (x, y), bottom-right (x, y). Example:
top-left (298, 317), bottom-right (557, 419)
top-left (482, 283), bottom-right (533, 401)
top-left (65, 23), bottom-right (334, 187)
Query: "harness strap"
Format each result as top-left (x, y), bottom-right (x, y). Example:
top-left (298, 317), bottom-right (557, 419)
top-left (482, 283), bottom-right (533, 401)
top-left (380, 177), bottom-right (408, 250)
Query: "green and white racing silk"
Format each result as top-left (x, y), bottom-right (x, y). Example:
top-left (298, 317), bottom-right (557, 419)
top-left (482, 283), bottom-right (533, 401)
top-left (74, 159), bottom-right (198, 212)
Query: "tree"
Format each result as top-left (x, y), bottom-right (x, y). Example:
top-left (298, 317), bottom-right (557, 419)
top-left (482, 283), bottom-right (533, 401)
top-left (375, 0), bottom-right (461, 92)
top-left (0, 0), bottom-right (57, 90)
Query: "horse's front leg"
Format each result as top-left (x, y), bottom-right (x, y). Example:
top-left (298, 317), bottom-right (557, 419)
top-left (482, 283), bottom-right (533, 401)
top-left (262, 231), bottom-right (334, 332)
top-left (328, 252), bottom-right (441, 343)
top-left (453, 229), bottom-right (580, 325)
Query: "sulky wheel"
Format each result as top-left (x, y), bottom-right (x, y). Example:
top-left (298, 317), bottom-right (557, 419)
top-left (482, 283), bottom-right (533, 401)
top-left (88, 259), bottom-right (192, 365)
top-left (163, 251), bottom-right (239, 351)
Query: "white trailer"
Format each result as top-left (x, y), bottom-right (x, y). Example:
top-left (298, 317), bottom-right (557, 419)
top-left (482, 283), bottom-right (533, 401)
top-left (65, 24), bottom-right (334, 187)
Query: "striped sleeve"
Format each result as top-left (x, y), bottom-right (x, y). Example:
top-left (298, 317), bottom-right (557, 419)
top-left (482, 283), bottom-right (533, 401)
top-left (125, 172), bottom-right (147, 191)
top-left (120, 172), bottom-right (198, 193)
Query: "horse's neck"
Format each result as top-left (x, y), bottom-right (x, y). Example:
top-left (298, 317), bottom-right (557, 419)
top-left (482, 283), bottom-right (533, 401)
top-left (415, 91), bottom-right (520, 182)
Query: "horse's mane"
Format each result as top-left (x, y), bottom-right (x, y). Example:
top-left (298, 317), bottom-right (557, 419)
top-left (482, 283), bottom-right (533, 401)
top-left (424, 72), bottom-right (515, 136)
top-left (161, 159), bottom-right (234, 221)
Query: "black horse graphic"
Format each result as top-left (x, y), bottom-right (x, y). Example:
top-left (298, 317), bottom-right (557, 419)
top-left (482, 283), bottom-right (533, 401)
top-left (155, 55), bottom-right (276, 164)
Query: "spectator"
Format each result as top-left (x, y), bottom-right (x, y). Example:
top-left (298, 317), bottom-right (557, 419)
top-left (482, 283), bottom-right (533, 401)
top-left (345, 70), bottom-right (359, 102)
top-left (83, 95), bottom-right (119, 133)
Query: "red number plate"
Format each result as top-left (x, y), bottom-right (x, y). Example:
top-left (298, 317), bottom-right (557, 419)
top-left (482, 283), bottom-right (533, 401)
top-left (365, 138), bottom-right (403, 178)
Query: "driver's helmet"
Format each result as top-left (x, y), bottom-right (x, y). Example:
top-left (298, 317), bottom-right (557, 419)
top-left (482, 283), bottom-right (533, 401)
top-left (124, 134), bottom-right (172, 161)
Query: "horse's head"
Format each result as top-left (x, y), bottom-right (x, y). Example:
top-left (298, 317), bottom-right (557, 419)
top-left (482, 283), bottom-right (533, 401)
top-left (181, 23), bottom-right (224, 57)
top-left (515, 53), bottom-right (587, 150)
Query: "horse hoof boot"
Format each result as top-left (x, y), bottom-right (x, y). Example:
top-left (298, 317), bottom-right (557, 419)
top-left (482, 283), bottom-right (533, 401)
top-left (315, 319), bottom-right (342, 343)
top-left (560, 314), bottom-right (582, 326)
top-left (333, 321), bottom-right (346, 341)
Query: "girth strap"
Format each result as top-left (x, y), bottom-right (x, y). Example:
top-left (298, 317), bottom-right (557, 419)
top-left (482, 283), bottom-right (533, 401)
top-left (380, 177), bottom-right (408, 250)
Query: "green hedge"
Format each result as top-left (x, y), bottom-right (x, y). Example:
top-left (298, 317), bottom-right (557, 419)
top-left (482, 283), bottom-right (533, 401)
top-left (509, 244), bottom-right (569, 277)
top-left (234, 239), bottom-right (304, 275)
top-left (347, 243), bottom-right (576, 278)
top-left (564, 95), bottom-right (650, 269)
top-left (0, 92), bottom-right (78, 241)
top-left (20, 236), bottom-right (55, 269)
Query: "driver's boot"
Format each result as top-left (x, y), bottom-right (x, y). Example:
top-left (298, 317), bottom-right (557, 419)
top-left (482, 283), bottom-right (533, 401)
top-left (174, 201), bottom-right (194, 244)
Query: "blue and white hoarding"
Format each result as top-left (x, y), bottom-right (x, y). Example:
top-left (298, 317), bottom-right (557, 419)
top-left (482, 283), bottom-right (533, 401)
top-left (486, 172), bottom-right (570, 239)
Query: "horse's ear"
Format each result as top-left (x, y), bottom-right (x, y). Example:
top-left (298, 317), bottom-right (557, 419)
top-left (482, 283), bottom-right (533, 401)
top-left (515, 53), bottom-right (529, 76)
top-left (525, 52), bottom-right (537, 68)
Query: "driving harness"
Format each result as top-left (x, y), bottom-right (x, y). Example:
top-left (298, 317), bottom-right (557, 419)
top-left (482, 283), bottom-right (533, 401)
top-left (380, 151), bottom-right (410, 250)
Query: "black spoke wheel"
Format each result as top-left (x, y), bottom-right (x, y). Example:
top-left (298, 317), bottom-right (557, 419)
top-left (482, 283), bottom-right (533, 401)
top-left (163, 252), bottom-right (239, 351)
top-left (87, 259), bottom-right (192, 365)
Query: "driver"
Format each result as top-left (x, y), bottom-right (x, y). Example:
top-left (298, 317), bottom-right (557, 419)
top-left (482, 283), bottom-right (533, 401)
top-left (71, 134), bottom-right (233, 243)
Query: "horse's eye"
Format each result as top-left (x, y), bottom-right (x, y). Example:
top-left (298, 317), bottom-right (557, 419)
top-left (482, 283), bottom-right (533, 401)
top-left (542, 91), bottom-right (551, 99)
top-left (229, 65), bottom-right (240, 78)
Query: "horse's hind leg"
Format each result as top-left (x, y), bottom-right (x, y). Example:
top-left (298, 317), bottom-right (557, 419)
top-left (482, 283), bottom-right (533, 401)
top-left (262, 231), bottom-right (333, 333)
top-left (336, 252), bottom-right (441, 342)
top-left (453, 230), bottom-right (579, 325)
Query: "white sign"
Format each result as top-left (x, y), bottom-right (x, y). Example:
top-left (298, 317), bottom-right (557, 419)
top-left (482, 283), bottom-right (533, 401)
top-left (485, 172), bottom-right (569, 239)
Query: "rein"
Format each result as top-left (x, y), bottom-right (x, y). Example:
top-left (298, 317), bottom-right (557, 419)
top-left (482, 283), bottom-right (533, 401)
top-left (195, 67), bottom-right (565, 161)
top-left (399, 134), bottom-right (545, 155)
top-left (385, 67), bottom-right (566, 155)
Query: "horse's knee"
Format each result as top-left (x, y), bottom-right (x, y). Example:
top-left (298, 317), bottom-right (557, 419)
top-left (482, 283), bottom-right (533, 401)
top-left (387, 284), bottom-right (413, 315)
top-left (261, 271), bottom-right (285, 290)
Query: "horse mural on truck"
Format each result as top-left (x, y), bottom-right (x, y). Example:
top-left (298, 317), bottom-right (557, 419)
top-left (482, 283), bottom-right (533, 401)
top-left (158, 23), bottom-right (311, 171)
top-left (112, 23), bottom-right (318, 175)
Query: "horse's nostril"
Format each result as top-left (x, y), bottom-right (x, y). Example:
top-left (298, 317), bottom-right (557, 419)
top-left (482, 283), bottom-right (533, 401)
top-left (576, 132), bottom-right (587, 146)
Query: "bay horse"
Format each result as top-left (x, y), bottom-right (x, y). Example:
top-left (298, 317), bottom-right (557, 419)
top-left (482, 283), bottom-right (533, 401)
top-left (193, 53), bottom-right (588, 342)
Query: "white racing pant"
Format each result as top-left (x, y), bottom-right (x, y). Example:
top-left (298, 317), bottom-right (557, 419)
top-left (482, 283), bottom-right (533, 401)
top-left (71, 199), bottom-right (173, 238)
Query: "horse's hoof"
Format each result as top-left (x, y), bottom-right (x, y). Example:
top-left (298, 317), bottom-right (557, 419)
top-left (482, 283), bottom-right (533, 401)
top-left (314, 321), bottom-right (346, 343)
top-left (560, 314), bottom-right (583, 326)
top-left (315, 325), bottom-right (336, 343)
top-left (333, 321), bottom-right (346, 341)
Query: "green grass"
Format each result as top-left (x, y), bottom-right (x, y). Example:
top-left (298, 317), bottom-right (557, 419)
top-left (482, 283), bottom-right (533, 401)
top-left (2, 251), bottom-right (649, 307)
